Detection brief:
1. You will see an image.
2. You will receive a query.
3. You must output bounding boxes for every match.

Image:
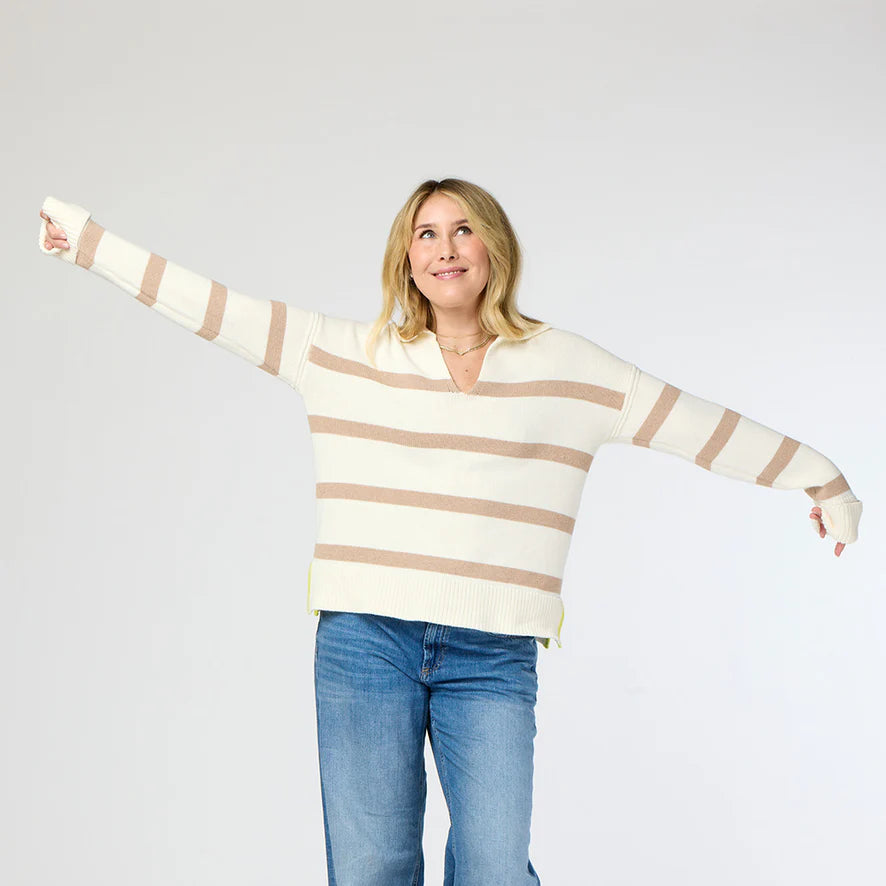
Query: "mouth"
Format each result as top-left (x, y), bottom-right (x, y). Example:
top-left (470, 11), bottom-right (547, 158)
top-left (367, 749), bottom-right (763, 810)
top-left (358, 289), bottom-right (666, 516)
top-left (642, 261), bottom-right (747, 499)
top-left (433, 269), bottom-right (467, 279)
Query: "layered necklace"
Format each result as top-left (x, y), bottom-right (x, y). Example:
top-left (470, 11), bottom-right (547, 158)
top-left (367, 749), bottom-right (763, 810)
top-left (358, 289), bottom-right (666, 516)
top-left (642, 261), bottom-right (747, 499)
top-left (435, 331), bottom-right (495, 357)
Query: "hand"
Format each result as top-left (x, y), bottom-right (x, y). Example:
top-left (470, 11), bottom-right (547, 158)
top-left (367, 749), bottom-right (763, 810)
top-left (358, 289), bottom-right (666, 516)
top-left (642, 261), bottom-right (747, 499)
top-left (809, 506), bottom-right (845, 557)
top-left (40, 209), bottom-right (70, 250)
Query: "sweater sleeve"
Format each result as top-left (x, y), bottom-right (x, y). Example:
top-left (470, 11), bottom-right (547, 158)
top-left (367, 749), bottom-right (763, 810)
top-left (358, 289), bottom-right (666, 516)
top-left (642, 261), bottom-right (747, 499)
top-left (603, 362), bottom-right (863, 544)
top-left (38, 195), bottom-right (321, 393)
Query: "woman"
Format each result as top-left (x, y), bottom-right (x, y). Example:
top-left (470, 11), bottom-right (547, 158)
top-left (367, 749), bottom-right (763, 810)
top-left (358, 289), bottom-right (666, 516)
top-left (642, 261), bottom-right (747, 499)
top-left (38, 178), bottom-right (862, 885)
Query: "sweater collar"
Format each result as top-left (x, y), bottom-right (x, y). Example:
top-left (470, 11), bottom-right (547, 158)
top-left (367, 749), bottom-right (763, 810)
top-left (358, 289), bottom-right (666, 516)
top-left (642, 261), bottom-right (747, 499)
top-left (419, 321), bottom-right (552, 343)
top-left (516, 322), bottom-right (552, 341)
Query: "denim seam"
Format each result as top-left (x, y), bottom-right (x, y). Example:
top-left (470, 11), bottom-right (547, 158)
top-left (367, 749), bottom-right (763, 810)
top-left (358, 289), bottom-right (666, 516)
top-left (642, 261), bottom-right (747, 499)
top-left (410, 773), bottom-right (424, 886)
top-left (428, 711), bottom-right (457, 868)
top-left (314, 651), bottom-right (337, 886)
top-left (421, 624), bottom-right (449, 678)
top-left (411, 705), bottom-right (431, 886)
top-left (430, 624), bottom-right (450, 673)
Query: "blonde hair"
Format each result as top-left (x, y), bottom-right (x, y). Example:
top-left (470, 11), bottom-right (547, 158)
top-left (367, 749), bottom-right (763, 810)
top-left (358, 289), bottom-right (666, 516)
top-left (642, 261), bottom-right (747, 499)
top-left (365, 178), bottom-right (547, 367)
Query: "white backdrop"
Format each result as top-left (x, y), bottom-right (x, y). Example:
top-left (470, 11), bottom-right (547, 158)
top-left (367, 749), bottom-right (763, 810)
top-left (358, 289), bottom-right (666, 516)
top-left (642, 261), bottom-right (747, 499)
top-left (3, 1), bottom-right (884, 883)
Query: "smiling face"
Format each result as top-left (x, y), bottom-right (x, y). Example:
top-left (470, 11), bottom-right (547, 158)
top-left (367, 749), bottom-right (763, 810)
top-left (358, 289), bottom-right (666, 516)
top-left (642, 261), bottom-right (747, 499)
top-left (407, 192), bottom-right (491, 315)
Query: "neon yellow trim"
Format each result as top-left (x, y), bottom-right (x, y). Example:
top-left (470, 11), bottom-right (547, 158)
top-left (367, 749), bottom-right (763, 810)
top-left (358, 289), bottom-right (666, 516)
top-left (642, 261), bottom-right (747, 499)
top-left (306, 561), bottom-right (320, 616)
top-left (539, 607), bottom-right (565, 651)
top-left (554, 607), bottom-right (565, 649)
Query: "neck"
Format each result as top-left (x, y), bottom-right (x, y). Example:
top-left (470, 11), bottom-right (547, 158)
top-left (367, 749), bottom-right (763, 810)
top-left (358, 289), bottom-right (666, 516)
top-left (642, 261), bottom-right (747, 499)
top-left (429, 305), bottom-right (484, 339)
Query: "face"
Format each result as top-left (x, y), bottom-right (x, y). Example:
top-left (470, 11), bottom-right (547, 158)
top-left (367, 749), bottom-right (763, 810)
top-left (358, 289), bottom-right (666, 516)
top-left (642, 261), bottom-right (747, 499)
top-left (407, 192), bottom-right (491, 313)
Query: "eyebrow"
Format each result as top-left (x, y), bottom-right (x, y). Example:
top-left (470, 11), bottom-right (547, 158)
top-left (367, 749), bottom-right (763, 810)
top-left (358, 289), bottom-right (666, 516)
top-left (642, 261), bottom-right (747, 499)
top-left (413, 218), bottom-right (470, 232)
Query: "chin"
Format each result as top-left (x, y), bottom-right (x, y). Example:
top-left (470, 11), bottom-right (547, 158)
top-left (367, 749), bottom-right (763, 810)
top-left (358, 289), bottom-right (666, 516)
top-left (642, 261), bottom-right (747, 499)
top-left (431, 294), bottom-right (483, 309)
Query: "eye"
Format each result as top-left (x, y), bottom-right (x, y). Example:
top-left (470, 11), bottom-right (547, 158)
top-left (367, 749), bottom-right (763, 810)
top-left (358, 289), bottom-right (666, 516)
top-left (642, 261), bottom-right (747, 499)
top-left (418, 225), bottom-right (472, 239)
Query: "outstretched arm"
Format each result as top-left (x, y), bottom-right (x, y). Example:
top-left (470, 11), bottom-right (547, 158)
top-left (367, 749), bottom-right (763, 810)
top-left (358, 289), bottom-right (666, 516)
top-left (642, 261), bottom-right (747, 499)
top-left (38, 196), bottom-right (321, 393)
top-left (602, 363), bottom-right (863, 556)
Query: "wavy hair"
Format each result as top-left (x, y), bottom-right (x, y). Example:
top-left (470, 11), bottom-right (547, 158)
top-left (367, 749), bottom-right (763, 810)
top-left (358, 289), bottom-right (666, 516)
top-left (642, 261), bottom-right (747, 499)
top-left (365, 178), bottom-right (547, 366)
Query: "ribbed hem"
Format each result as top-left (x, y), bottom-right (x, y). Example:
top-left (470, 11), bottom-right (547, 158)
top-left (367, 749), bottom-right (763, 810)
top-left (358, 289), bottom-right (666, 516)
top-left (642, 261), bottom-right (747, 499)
top-left (306, 558), bottom-right (564, 648)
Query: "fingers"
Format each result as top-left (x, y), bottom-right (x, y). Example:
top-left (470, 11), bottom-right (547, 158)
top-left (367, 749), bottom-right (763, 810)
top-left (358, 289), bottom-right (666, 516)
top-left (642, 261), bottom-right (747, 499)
top-left (40, 209), bottom-right (69, 249)
top-left (809, 508), bottom-right (848, 556)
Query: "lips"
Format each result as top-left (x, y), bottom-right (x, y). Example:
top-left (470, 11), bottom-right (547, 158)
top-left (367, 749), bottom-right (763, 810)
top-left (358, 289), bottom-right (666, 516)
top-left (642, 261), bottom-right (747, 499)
top-left (433, 267), bottom-right (467, 278)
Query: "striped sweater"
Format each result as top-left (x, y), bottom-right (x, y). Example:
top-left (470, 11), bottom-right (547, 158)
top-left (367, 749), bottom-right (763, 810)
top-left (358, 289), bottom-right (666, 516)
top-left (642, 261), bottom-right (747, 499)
top-left (38, 196), bottom-right (863, 648)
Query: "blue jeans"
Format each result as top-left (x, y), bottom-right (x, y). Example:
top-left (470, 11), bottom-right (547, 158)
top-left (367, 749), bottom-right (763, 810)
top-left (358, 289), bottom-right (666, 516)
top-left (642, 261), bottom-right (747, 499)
top-left (313, 610), bottom-right (543, 886)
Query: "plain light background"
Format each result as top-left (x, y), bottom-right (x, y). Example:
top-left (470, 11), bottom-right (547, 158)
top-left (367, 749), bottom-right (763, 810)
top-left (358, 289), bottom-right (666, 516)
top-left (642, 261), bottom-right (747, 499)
top-left (3, 1), bottom-right (884, 883)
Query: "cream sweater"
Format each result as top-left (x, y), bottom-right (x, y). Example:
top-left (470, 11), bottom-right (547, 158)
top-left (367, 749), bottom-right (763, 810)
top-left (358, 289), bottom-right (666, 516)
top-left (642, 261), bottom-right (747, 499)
top-left (38, 196), bottom-right (863, 648)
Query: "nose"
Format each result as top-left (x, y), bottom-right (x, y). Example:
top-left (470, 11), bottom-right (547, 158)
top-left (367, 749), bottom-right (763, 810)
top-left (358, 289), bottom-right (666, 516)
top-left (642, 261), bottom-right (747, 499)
top-left (439, 235), bottom-right (457, 260)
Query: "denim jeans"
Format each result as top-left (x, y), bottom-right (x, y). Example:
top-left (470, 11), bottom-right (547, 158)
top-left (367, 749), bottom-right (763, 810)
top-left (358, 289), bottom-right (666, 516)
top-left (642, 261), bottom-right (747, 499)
top-left (313, 609), bottom-right (543, 886)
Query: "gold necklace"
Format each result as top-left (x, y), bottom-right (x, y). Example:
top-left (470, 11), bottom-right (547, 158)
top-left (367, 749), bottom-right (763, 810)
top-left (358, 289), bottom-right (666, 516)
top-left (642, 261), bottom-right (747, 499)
top-left (436, 333), bottom-right (494, 357)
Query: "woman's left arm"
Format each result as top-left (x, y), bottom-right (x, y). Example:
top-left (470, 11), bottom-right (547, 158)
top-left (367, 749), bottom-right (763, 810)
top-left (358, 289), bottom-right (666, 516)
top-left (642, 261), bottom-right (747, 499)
top-left (603, 363), bottom-right (863, 556)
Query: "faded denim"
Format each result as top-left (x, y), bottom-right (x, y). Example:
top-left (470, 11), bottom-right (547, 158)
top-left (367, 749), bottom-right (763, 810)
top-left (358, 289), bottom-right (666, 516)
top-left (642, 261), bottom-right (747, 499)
top-left (313, 609), bottom-right (542, 885)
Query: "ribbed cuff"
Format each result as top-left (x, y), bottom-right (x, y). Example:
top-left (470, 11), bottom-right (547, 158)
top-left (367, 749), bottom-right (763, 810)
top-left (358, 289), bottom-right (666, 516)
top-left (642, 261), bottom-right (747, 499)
top-left (816, 489), bottom-right (863, 544)
top-left (38, 195), bottom-right (92, 265)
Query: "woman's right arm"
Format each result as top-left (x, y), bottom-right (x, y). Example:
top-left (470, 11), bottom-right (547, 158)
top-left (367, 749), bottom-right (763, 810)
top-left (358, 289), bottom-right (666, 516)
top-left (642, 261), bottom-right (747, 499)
top-left (38, 196), bottom-right (321, 393)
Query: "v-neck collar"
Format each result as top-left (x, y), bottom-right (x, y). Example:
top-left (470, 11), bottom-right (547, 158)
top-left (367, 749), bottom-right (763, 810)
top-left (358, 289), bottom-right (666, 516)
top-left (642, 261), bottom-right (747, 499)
top-left (422, 322), bottom-right (552, 396)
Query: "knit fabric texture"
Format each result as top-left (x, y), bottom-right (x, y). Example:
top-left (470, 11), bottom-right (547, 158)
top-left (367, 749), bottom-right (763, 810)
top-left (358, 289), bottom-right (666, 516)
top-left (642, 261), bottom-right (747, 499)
top-left (39, 196), bottom-right (864, 648)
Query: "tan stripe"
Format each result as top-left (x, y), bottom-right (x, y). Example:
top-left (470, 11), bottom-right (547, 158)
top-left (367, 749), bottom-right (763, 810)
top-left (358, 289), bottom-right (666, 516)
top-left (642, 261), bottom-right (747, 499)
top-left (310, 346), bottom-right (450, 392)
top-left (472, 378), bottom-right (624, 406)
top-left (309, 345), bottom-right (625, 407)
top-left (804, 472), bottom-right (850, 501)
top-left (756, 436), bottom-right (801, 487)
top-left (313, 543), bottom-right (562, 594)
top-left (75, 219), bottom-right (104, 270)
top-left (316, 482), bottom-right (575, 534)
top-left (196, 280), bottom-right (227, 341)
top-left (632, 384), bottom-right (680, 447)
top-left (258, 299), bottom-right (286, 376)
top-left (308, 414), bottom-right (593, 471)
top-left (695, 408), bottom-right (741, 470)
top-left (137, 254), bottom-right (166, 307)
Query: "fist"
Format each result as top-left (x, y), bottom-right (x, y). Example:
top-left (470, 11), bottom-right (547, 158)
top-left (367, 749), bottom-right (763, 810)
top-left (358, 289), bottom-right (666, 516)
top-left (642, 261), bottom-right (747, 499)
top-left (40, 209), bottom-right (70, 250)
